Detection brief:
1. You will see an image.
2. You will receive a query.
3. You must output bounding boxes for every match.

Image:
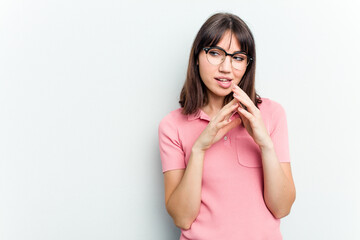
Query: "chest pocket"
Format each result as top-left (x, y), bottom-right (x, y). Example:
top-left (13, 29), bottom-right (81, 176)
top-left (235, 135), bottom-right (263, 168)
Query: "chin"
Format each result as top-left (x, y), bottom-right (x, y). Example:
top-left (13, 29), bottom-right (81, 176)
top-left (213, 89), bottom-right (233, 98)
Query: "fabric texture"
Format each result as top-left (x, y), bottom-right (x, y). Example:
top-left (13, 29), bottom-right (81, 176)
top-left (158, 98), bottom-right (290, 240)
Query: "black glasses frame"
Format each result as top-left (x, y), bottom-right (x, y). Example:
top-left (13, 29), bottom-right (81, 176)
top-left (202, 46), bottom-right (253, 63)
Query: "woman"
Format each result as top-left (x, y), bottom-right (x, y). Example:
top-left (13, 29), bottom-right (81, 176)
top-left (158, 12), bottom-right (295, 240)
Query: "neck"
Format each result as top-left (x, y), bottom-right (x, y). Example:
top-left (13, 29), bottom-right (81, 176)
top-left (202, 92), bottom-right (225, 118)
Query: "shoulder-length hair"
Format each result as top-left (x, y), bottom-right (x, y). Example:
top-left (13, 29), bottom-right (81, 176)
top-left (179, 12), bottom-right (262, 115)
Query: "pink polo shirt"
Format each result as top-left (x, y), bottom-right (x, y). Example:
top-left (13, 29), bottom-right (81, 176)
top-left (158, 98), bottom-right (290, 240)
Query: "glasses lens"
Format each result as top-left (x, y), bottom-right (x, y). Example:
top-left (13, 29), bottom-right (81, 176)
top-left (232, 53), bottom-right (249, 70)
top-left (206, 49), bottom-right (225, 65)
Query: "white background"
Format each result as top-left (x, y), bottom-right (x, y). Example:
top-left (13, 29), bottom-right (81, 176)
top-left (1, 0), bottom-right (360, 239)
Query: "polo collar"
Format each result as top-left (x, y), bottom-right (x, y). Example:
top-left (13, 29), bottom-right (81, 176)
top-left (187, 109), bottom-right (211, 121)
top-left (187, 109), bottom-right (239, 122)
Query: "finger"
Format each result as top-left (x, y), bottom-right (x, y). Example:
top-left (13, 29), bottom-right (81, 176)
top-left (231, 82), bottom-right (251, 101)
top-left (231, 84), bottom-right (254, 107)
top-left (219, 98), bottom-right (239, 114)
top-left (223, 103), bottom-right (239, 123)
top-left (216, 116), bottom-right (241, 130)
top-left (222, 117), bottom-right (242, 133)
top-left (231, 83), bottom-right (258, 114)
top-left (225, 97), bottom-right (239, 107)
top-left (237, 107), bottom-right (254, 122)
top-left (233, 92), bottom-right (258, 115)
top-left (213, 101), bottom-right (239, 123)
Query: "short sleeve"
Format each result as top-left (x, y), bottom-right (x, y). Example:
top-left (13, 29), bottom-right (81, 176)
top-left (158, 115), bottom-right (186, 173)
top-left (270, 102), bottom-right (291, 163)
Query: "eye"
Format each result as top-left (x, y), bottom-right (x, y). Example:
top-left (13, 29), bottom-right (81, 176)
top-left (233, 54), bottom-right (247, 62)
top-left (208, 49), bottom-right (223, 57)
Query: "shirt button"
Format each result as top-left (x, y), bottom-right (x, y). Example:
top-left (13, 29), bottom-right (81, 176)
top-left (224, 136), bottom-right (228, 141)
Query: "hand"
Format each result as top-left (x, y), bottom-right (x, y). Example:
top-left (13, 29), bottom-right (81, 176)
top-left (193, 99), bottom-right (242, 152)
top-left (231, 83), bottom-right (273, 149)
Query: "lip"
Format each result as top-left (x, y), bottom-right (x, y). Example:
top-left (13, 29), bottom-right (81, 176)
top-left (215, 76), bottom-right (232, 81)
top-left (215, 77), bottom-right (232, 88)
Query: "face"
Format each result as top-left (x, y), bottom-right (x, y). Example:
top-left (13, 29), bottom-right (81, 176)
top-left (198, 30), bottom-right (247, 100)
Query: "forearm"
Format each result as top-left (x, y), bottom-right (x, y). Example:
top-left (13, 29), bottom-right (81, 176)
top-left (166, 148), bottom-right (204, 229)
top-left (260, 143), bottom-right (296, 219)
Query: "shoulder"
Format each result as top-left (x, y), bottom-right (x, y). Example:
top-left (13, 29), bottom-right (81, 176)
top-left (159, 108), bottom-right (186, 125)
top-left (259, 97), bottom-right (288, 134)
top-left (258, 97), bottom-right (286, 115)
top-left (158, 108), bottom-right (187, 132)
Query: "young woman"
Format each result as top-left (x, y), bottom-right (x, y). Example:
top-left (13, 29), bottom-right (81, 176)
top-left (158, 12), bottom-right (295, 240)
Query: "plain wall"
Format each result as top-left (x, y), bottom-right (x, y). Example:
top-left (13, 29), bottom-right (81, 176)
top-left (1, 0), bottom-right (359, 239)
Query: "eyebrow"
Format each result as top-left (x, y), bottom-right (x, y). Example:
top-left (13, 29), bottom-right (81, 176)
top-left (213, 46), bottom-right (244, 53)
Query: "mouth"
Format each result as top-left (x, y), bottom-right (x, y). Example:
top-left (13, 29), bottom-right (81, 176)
top-left (215, 77), bottom-right (232, 82)
top-left (215, 77), bottom-right (232, 88)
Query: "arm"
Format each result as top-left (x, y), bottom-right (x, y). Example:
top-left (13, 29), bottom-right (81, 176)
top-left (164, 149), bottom-right (204, 230)
top-left (163, 100), bottom-right (242, 229)
top-left (260, 144), bottom-right (296, 218)
top-left (232, 83), bottom-right (296, 218)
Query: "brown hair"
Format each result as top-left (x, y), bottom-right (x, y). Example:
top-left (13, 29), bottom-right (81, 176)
top-left (179, 12), bottom-right (262, 115)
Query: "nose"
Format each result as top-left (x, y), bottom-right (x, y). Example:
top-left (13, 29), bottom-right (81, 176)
top-left (219, 55), bottom-right (232, 72)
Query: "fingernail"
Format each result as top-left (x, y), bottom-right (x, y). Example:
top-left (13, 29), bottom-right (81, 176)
top-left (233, 93), bottom-right (238, 97)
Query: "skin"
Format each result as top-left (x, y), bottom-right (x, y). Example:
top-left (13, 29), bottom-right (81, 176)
top-left (164, 31), bottom-right (296, 230)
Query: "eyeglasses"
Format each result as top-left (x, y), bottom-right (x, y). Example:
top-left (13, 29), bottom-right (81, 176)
top-left (202, 46), bottom-right (253, 70)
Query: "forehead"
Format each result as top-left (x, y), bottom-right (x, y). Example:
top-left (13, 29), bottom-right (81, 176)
top-left (214, 31), bottom-right (241, 51)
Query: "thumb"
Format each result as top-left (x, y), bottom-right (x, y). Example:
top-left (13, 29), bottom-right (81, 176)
top-left (237, 111), bottom-right (246, 127)
top-left (222, 117), bottom-right (242, 133)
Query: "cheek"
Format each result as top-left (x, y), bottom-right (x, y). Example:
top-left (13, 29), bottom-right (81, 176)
top-left (235, 69), bottom-right (246, 80)
top-left (232, 70), bottom-right (246, 86)
top-left (198, 57), bottom-right (209, 69)
top-left (198, 60), bottom-right (214, 79)
top-left (198, 65), bottom-right (208, 82)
